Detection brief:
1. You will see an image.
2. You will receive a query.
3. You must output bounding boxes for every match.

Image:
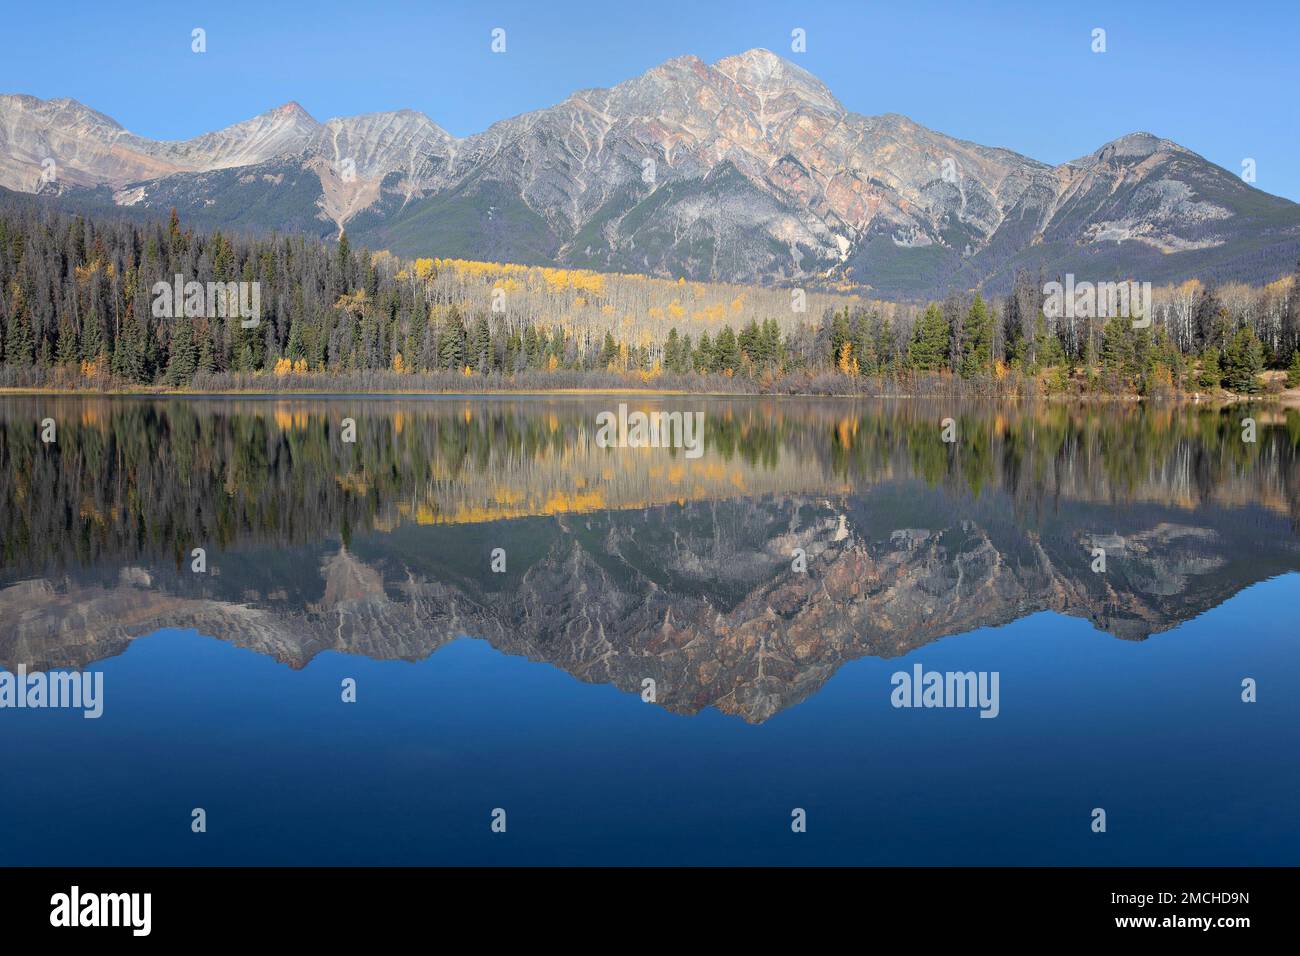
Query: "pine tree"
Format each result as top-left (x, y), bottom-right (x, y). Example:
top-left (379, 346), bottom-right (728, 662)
top-left (959, 295), bottom-right (994, 378)
top-left (337, 231), bottom-right (352, 292)
top-left (1101, 316), bottom-right (1133, 390)
top-left (694, 332), bottom-right (714, 373)
top-left (714, 326), bottom-right (740, 372)
top-left (471, 315), bottom-right (491, 371)
top-left (876, 318), bottom-right (895, 373)
top-left (55, 313), bottom-right (78, 366)
top-left (761, 318), bottom-right (783, 370)
top-left (738, 319), bottom-right (760, 365)
top-left (4, 280), bottom-right (34, 366)
top-left (1033, 315), bottom-right (1065, 371)
top-left (598, 331), bottom-right (619, 368)
top-left (664, 328), bottom-right (682, 373)
top-left (438, 311), bottom-right (465, 370)
top-left (286, 319), bottom-right (305, 361)
top-left (1199, 346), bottom-right (1222, 390)
top-left (855, 318), bottom-right (878, 377)
top-left (1223, 325), bottom-right (1264, 393)
top-left (196, 321), bottom-right (216, 375)
top-left (908, 304), bottom-right (950, 372)
top-left (80, 291), bottom-right (106, 362)
top-left (828, 309), bottom-right (852, 368)
top-left (164, 319), bottom-right (198, 386)
top-left (521, 325), bottom-right (539, 368)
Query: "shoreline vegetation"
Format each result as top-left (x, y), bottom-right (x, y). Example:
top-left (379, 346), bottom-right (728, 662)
top-left (4, 379), bottom-right (1297, 407)
top-left (2, 204), bottom-right (1300, 404)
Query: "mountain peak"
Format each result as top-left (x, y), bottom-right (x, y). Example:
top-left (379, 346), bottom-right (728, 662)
top-left (714, 47), bottom-right (784, 70)
top-left (269, 100), bottom-right (315, 122)
top-left (712, 48), bottom-right (841, 113)
top-left (1088, 131), bottom-right (1185, 162)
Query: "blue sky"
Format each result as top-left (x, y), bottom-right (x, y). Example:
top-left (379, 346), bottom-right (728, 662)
top-left (4, 0), bottom-right (1298, 200)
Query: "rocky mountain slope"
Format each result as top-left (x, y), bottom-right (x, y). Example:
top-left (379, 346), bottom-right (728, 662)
top-left (4, 49), bottom-right (1298, 295)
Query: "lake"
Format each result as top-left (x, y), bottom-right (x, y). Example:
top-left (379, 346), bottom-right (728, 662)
top-left (1, 395), bottom-right (1298, 865)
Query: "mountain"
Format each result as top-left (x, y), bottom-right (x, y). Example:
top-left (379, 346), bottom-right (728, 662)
top-left (4, 49), bottom-right (1299, 296)
top-left (0, 94), bottom-right (320, 188)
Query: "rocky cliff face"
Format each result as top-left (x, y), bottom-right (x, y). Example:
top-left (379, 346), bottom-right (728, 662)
top-left (4, 49), bottom-right (1297, 294)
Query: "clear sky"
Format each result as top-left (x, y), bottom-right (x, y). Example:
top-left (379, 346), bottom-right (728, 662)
top-left (4, 0), bottom-right (1297, 200)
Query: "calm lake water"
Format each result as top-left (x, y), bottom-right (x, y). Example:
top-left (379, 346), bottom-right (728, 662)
top-left (1, 395), bottom-right (1298, 865)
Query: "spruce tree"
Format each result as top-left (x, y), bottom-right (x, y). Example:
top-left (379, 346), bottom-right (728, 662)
top-left (55, 314), bottom-right (78, 366)
top-left (714, 326), bottom-right (740, 372)
top-left (694, 332), bottom-right (714, 373)
top-left (959, 295), bottom-right (994, 378)
top-left (164, 319), bottom-right (198, 386)
top-left (908, 304), bottom-right (950, 372)
top-left (4, 281), bottom-right (34, 366)
top-left (1223, 325), bottom-right (1263, 393)
top-left (1199, 346), bottom-right (1222, 391)
top-left (664, 328), bottom-right (682, 373)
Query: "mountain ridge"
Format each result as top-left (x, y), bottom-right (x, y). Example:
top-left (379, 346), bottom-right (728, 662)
top-left (4, 47), bottom-right (1298, 296)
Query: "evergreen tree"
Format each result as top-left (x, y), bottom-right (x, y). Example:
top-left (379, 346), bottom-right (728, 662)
top-left (694, 332), bottom-right (714, 373)
top-left (908, 304), bottom-right (950, 372)
top-left (286, 319), bottom-right (305, 361)
top-left (959, 295), bottom-right (994, 378)
top-left (761, 318), bottom-right (783, 370)
top-left (523, 325), bottom-right (542, 368)
top-left (714, 326), bottom-right (740, 372)
top-left (1199, 346), bottom-right (1222, 391)
top-left (828, 309), bottom-right (852, 368)
top-left (1101, 316), bottom-right (1133, 391)
top-left (1223, 325), bottom-right (1264, 393)
top-left (876, 318), bottom-right (895, 373)
top-left (738, 319), bottom-right (760, 366)
top-left (164, 319), bottom-right (198, 386)
top-left (55, 313), bottom-right (78, 366)
top-left (664, 328), bottom-right (683, 373)
top-left (438, 310), bottom-right (465, 369)
top-left (1032, 315), bottom-right (1065, 372)
top-left (470, 314), bottom-right (492, 371)
top-left (4, 280), bottom-right (34, 366)
top-left (196, 326), bottom-right (216, 375)
top-left (80, 293), bottom-right (105, 362)
top-left (598, 331), bottom-right (619, 368)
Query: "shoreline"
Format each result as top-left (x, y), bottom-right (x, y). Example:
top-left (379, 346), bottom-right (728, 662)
top-left (1, 385), bottom-right (1295, 406)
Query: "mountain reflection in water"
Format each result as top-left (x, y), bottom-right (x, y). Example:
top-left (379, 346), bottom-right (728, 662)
top-left (2, 396), bottom-right (1298, 723)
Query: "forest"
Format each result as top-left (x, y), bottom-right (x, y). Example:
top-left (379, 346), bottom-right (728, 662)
top-left (1, 201), bottom-right (1298, 397)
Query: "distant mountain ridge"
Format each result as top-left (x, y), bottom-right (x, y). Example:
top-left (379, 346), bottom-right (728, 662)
top-left (4, 48), bottom-right (1298, 296)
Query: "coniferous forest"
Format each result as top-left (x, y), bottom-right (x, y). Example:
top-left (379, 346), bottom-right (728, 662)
top-left (1, 200), bottom-right (1299, 397)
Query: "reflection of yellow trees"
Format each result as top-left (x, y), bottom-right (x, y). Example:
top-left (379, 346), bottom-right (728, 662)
top-left (2, 399), bottom-right (1299, 575)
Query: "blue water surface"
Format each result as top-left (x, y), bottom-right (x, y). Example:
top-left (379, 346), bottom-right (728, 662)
top-left (2, 576), bottom-right (1296, 866)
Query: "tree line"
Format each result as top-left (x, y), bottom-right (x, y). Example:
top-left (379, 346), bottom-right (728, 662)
top-left (1, 202), bottom-right (1297, 395)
